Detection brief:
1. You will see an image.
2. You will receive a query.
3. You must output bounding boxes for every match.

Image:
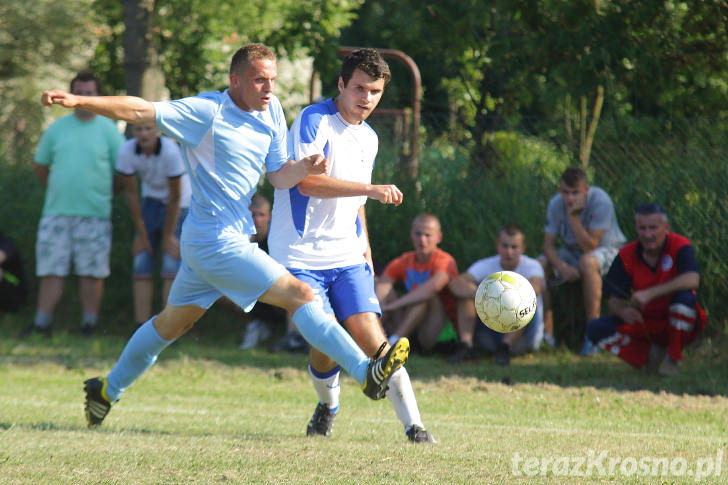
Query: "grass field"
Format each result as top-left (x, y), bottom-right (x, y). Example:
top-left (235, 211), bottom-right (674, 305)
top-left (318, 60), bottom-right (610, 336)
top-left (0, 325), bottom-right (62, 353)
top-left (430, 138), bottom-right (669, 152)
top-left (1, 313), bottom-right (727, 484)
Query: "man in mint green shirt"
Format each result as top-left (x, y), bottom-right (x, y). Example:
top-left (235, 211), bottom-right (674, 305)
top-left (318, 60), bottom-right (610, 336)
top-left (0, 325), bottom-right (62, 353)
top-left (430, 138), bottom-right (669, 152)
top-left (23, 72), bottom-right (123, 338)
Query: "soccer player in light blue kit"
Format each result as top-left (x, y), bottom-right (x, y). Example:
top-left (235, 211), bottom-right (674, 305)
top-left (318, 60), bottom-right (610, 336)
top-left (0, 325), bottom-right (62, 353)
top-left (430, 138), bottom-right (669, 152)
top-left (40, 43), bottom-right (410, 428)
top-left (270, 48), bottom-right (435, 443)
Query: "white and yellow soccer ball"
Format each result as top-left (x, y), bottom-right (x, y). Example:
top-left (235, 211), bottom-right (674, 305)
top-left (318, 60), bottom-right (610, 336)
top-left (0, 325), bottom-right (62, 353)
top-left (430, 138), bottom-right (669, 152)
top-left (474, 270), bottom-right (537, 333)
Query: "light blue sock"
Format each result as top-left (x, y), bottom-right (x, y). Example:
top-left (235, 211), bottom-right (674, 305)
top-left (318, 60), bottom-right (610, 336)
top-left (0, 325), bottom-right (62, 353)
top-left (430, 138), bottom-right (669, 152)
top-left (292, 302), bottom-right (369, 385)
top-left (105, 317), bottom-right (174, 401)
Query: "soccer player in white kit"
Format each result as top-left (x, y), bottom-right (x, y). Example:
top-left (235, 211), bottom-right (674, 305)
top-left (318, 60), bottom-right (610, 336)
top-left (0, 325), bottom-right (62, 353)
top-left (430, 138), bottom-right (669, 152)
top-left (269, 48), bottom-right (435, 443)
top-left (40, 43), bottom-right (409, 428)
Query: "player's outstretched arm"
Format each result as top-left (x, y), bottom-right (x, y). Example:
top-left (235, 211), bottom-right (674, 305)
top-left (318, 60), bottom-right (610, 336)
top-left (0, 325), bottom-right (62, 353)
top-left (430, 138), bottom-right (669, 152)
top-left (267, 154), bottom-right (330, 190)
top-left (40, 91), bottom-right (155, 125)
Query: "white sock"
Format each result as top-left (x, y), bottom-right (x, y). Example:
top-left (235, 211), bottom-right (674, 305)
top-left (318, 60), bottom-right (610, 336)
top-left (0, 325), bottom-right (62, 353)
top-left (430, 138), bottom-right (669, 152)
top-left (308, 365), bottom-right (341, 412)
top-left (385, 367), bottom-right (424, 430)
top-left (388, 334), bottom-right (400, 346)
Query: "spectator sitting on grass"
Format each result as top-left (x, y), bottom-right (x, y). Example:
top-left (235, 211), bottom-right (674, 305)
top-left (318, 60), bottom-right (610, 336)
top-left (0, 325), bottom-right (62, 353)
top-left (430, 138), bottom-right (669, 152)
top-left (375, 213), bottom-right (459, 353)
top-left (448, 223), bottom-right (544, 366)
top-left (585, 203), bottom-right (705, 376)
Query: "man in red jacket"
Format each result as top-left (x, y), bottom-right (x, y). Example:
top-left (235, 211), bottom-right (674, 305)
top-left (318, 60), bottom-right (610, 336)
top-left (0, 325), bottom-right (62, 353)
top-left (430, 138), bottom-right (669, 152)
top-left (585, 204), bottom-right (705, 376)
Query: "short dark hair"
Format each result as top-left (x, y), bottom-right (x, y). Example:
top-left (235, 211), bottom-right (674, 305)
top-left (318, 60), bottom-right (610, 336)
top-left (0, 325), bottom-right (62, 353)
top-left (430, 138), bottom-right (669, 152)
top-left (340, 48), bottom-right (391, 86)
top-left (499, 223), bottom-right (524, 239)
top-left (70, 71), bottom-right (100, 94)
top-left (635, 203), bottom-right (668, 221)
top-left (230, 43), bottom-right (276, 76)
top-left (250, 192), bottom-right (270, 210)
top-left (560, 166), bottom-right (587, 187)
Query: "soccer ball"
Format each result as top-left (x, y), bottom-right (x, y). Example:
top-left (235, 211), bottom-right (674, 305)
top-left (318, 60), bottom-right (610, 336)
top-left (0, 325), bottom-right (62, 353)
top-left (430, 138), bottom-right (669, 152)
top-left (474, 271), bottom-right (537, 333)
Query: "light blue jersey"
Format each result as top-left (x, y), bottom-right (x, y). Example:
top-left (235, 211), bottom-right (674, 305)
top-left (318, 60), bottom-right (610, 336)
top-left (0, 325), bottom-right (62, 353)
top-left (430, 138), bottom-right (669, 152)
top-left (152, 90), bottom-right (290, 311)
top-left (154, 90), bottom-right (289, 237)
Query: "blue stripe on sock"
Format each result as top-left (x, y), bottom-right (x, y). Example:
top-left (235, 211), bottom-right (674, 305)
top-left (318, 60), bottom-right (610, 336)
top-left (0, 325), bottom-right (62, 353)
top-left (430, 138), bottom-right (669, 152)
top-left (308, 364), bottom-right (341, 379)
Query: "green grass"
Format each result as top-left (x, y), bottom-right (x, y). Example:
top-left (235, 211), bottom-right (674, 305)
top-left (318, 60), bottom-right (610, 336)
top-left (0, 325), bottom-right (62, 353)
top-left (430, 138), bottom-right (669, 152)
top-left (1, 313), bottom-right (727, 484)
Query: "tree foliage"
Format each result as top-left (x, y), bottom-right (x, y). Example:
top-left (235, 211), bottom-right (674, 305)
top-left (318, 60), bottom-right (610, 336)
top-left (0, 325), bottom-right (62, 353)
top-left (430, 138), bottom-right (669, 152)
top-left (341, 0), bottom-right (728, 166)
top-left (90, 0), bottom-right (363, 100)
top-left (0, 0), bottom-right (98, 163)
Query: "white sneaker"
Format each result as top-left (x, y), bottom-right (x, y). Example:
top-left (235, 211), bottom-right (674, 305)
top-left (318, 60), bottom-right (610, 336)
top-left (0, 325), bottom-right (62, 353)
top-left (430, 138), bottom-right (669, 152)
top-left (239, 319), bottom-right (271, 350)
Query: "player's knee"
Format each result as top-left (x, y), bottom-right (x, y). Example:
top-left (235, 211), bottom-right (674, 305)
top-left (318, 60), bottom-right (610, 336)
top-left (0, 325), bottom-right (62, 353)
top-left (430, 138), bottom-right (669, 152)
top-left (296, 281), bottom-right (316, 303)
top-left (285, 278), bottom-right (316, 310)
top-left (155, 304), bottom-right (202, 339)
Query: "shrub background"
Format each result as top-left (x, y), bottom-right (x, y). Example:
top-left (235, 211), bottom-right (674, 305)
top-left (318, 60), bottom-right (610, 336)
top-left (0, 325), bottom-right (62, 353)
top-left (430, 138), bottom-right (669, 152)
top-left (1, 115), bottom-right (725, 345)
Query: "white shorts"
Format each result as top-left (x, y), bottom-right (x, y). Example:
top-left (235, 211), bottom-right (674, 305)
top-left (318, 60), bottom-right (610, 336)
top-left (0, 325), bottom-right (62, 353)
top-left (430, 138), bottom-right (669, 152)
top-left (168, 227), bottom-right (287, 312)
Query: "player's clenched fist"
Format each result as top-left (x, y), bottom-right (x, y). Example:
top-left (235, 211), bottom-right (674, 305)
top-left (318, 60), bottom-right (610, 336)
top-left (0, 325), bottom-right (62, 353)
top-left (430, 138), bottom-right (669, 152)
top-left (369, 184), bottom-right (403, 206)
top-left (302, 154), bottom-right (330, 175)
top-left (40, 90), bottom-right (78, 108)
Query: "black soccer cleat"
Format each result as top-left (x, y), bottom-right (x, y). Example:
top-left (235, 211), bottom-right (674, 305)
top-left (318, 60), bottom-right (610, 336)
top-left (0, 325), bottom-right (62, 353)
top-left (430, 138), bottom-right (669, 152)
top-left (406, 425), bottom-right (438, 444)
top-left (84, 377), bottom-right (113, 428)
top-left (361, 338), bottom-right (409, 400)
top-left (306, 402), bottom-right (337, 437)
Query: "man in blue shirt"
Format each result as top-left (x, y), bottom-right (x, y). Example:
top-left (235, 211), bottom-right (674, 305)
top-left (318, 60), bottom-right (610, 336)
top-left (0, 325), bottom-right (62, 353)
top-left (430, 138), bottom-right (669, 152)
top-left (41, 43), bottom-right (409, 428)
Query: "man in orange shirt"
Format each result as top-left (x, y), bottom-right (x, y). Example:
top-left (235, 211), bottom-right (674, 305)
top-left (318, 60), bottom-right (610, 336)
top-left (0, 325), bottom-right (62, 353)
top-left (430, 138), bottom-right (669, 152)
top-left (376, 213), bottom-right (458, 352)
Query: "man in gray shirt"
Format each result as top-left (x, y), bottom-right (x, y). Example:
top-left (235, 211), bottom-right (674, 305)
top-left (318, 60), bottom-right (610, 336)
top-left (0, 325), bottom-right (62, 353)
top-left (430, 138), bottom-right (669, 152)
top-left (542, 166), bottom-right (626, 355)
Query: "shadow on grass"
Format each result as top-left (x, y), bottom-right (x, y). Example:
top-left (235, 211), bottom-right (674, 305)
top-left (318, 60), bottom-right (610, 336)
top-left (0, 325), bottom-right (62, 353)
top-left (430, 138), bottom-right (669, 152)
top-left (2, 307), bottom-right (727, 399)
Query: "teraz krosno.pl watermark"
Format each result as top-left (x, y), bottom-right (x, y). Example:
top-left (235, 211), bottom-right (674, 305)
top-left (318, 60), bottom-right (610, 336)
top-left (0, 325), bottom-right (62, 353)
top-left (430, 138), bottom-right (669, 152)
top-left (512, 450), bottom-right (723, 482)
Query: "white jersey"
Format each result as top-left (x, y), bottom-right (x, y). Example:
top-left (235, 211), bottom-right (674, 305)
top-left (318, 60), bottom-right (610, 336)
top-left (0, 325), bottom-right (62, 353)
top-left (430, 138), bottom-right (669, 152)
top-left (269, 98), bottom-right (378, 269)
top-left (116, 135), bottom-right (192, 208)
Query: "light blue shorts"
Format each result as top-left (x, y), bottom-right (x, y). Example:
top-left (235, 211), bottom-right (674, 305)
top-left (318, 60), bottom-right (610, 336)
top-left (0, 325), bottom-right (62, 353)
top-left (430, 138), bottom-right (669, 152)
top-left (167, 227), bottom-right (287, 312)
top-left (289, 264), bottom-right (381, 322)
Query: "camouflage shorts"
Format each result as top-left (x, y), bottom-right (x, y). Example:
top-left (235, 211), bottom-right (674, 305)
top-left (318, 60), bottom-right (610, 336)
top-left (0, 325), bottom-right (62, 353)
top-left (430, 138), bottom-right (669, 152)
top-left (35, 215), bottom-right (111, 278)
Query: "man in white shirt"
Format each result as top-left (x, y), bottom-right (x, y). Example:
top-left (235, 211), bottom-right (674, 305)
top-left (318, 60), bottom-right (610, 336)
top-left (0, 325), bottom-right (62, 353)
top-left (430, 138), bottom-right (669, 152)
top-left (116, 122), bottom-right (191, 329)
top-left (449, 223), bottom-right (545, 365)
